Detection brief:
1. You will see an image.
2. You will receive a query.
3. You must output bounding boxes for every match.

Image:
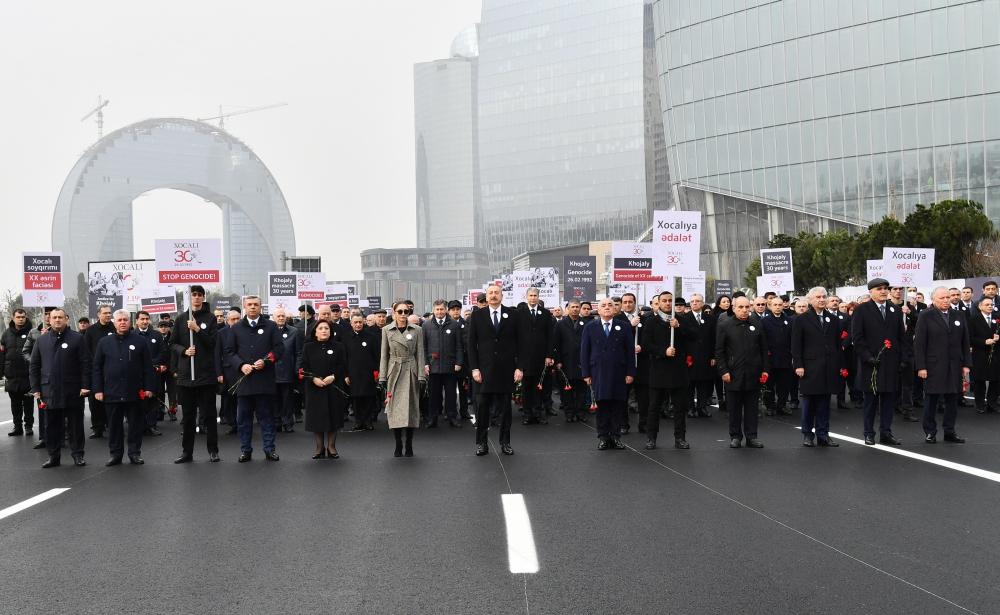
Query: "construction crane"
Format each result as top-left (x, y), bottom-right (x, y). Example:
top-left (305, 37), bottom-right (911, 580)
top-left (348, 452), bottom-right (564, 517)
top-left (81, 96), bottom-right (110, 139)
top-left (196, 102), bottom-right (288, 129)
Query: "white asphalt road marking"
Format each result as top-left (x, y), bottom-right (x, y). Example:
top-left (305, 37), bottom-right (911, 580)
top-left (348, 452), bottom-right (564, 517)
top-left (815, 429), bottom-right (1000, 484)
top-left (501, 493), bottom-right (539, 574)
top-left (0, 420), bottom-right (12, 426)
top-left (0, 488), bottom-right (70, 521)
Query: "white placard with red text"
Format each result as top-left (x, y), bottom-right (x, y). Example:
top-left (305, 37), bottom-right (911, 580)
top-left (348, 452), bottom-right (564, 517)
top-left (652, 210), bottom-right (702, 277)
top-left (22, 252), bottom-right (64, 307)
top-left (882, 247), bottom-right (935, 287)
top-left (155, 239), bottom-right (222, 285)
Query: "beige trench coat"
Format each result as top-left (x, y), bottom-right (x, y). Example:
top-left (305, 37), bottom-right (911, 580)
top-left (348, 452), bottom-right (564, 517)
top-left (378, 324), bottom-right (426, 429)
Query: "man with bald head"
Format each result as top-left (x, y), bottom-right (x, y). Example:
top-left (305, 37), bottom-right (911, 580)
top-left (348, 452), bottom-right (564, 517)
top-left (914, 287), bottom-right (971, 443)
top-left (715, 296), bottom-right (770, 448)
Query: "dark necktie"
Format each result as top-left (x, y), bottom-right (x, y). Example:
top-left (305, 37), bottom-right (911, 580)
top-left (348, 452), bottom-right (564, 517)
top-left (604, 322), bottom-right (610, 337)
top-left (250, 320), bottom-right (257, 328)
top-left (879, 304), bottom-right (885, 320)
top-left (492, 311), bottom-right (499, 330)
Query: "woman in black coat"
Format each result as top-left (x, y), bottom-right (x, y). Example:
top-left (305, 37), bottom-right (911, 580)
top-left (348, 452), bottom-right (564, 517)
top-left (301, 321), bottom-right (348, 459)
top-left (969, 296), bottom-right (1000, 413)
top-left (2, 309), bottom-right (34, 435)
top-left (343, 314), bottom-right (381, 430)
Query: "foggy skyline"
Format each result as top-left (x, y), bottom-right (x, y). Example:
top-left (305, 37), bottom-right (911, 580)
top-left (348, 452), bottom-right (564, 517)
top-left (0, 1), bottom-right (482, 294)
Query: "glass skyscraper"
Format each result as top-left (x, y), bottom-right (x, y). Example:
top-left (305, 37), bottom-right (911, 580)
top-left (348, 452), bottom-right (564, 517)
top-left (477, 0), bottom-right (670, 274)
top-left (414, 25), bottom-right (482, 249)
top-left (651, 0), bottom-right (1000, 281)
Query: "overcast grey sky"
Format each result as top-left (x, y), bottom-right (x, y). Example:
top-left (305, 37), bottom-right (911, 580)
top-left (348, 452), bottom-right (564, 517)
top-left (0, 0), bottom-right (481, 291)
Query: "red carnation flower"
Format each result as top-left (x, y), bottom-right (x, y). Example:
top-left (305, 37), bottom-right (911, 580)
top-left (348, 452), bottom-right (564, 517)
top-left (589, 401), bottom-right (598, 413)
top-left (536, 383), bottom-right (543, 391)
top-left (267, 351), bottom-right (276, 363)
top-left (373, 370), bottom-right (380, 381)
top-left (685, 355), bottom-right (694, 368)
top-left (298, 368), bottom-right (305, 381)
top-left (759, 373), bottom-right (769, 384)
top-left (38, 401), bottom-right (47, 410)
top-left (563, 384), bottom-right (573, 391)
top-left (883, 339), bottom-right (892, 349)
top-left (840, 330), bottom-right (848, 340)
top-left (840, 368), bottom-right (849, 378)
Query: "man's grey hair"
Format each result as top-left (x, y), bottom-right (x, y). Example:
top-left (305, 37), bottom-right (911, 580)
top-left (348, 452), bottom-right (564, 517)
top-left (807, 286), bottom-right (827, 299)
top-left (112, 309), bottom-right (131, 321)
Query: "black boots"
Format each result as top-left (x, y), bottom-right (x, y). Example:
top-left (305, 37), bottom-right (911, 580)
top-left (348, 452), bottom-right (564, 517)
top-left (393, 429), bottom-right (403, 457)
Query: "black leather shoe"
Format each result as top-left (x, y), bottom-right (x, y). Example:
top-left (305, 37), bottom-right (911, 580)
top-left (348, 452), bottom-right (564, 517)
top-left (521, 418), bottom-right (531, 426)
top-left (817, 438), bottom-right (839, 447)
top-left (944, 433), bottom-right (966, 444)
top-left (675, 439), bottom-right (690, 450)
top-left (25, 428), bottom-right (33, 436)
top-left (501, 444), bottom-right (514, 455)
top-left (546, 408), bottom-right (558, 416)
top-left (73, 456), bottom-right (86, 467)
top-left (238, 453), bottom-right (252, 463)
top-left (925, 434), bottom-right (937, 443)
top-left (209, 452), bottom-right (220, 462)
top-left (225, 427), bottom-right (237, 435)
top-left (128, 455), bottom-right (144, 465)
top-left (475, 444), bottom-right (489, 456)
top-left (312, 451), bottom-right (326, 459)
top-left (7, 428), bottom-right (23, 437)
top-left (729, 438), bottom-right (741, 448)
top-left (33, 440), bottom-right (46, 449)
top-left (977, 406), bottom-right (987, 414)
top-left (145, 427), bottom-right (162, 437)
top-left (746, 439), bottom-right (764, 448)
top-left (880, 434), bottom-right (901, 445)
top-left (538, 417), bottom-right (548, 425)
top-left (802, 436), bottom-right (815, 447)
top-left (41, 457), bottom-right (60, 468)
top-left (644, 439), bottom-right (656, 450)
top-left (612, 439), bottom-right (626, 450)
top-left (174, 455), bottom-right (193, 464)
top-left (105, 457), bottom-right (122, 466)
top-left (620, 425), bottom-right (630, 435)
top-left (597, 440), bottom-right (609, 450)
top-left (265, 451), bottom-right (279, 461)
top-left (864, 436), bottom-right (876, 445)
top-left (427, 420), bottom-right (438, 429)
top-left (836, 401), bottom-right (849, 409)
top-left (902, 411), bottom-right (920, 422)
top-left (448, 418), bottom-right (461, 428)
top-left (89, 431), bottom-right (104, 439)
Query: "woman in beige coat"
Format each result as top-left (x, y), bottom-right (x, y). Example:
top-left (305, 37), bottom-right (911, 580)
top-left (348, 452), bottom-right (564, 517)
top-left (379, 301), bottom-right (426, 457)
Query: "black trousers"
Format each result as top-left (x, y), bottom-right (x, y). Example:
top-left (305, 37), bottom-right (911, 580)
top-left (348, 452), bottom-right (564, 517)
top-left (562, 379), bottom-right (587, 419)
top-left (973, 379), bottom-right (998, 410)
top-left (275, 382), bottom-right (296, 428)
top-left (635, 382), bottom-right (651, 429)
top-left (596, 398), bottom-right (626, 441)
top-left (8, 390), bottom-right (33, 428)
top-left (89, 395), bottom-right (107, 432)
top-left (647, 387), bottom-right (687, 439)
top-left (689, 379), bottom-right (714, 411)
top-left (179, 385), bottom-right (218, 455)
top-left (143, 396), bottom-right (160, 429)
top-left (428, 372), bottom-right (458, 421)
top-left (764, 368), bottom-right (792, 410)
top-left (521, 372), bottom-right (544, 420)
top-left (541, 369), bottom-right (554, 411)
top-left (457, 375), bottom-right (471, 417)
top-left (164, 373), bottom-right (178, 408)
top-left (727, 389), bottom-right (759, 440)
top-left (863, 391), bottom-right (896, 438)
top-left (107, 402), bottom-right (144, 458)
top-left (476, 392), bottom-right (511, 446)
top-left (220, 391), bottom-right (237, 426)
top-left (923, 393), bottom-right (959, 436)
top-left (46, 400), bottom-right (85, 459)
top-left (352, 396), bottom-right (376, 427)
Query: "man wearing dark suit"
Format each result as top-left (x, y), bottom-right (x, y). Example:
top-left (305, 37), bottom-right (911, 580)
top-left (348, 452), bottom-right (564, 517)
top-left (960, 286), bottom-right (975, 312)
top-left (914, 287), bottom-right (972, 443)
top-left (170, 285), bottom-right (221, 463)
top-left (553, 299), bottom-right (588, 423)
top-left (761, 296), bottom-right (794, 416)
top-left (272, 308), bottom-right (303, 433)
top-left (791, 287), bottom-right (843, 447)
top-left (448, 300), bottom-right (473, 420)
top-left (344, 313), bottom-right (381, 430)
top-left (223, 296), bottom-right (285, 462)
top-left (581, 297), bottom-right (636, 450)
top-left (686, 294), bottom-right (716, 418)
top-left (643, 292), bottom-right (694, 450)
top-left (852, 278), bottom-right (907, 446)
top-left (715, 296), bottom-right (770, 448)
top-left (29, 308), bottom-right (91, 468)
top-left (467, 285), bottom-right (523, 456)
top-left (214, 308), bottom-right (241, 433)
top-left (423, 299), bottom-right (464, 428)
top-left (83, 305), bottom-right (115, 438)
top-left (968, 296), bottom-right (1000, 413)
top-left (93, 309), bottom-right (158, 466)
top-left (134, 310), bottom-right (168, 437)
top-left (516, 289), bottom-right (554, 426)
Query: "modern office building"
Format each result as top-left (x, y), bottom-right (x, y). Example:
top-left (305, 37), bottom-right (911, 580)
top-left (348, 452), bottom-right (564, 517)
top-left (52, 117), bottom-right (296, 297)
top-left (414, 24), bottom-right (482, 249)
top-left (477, 0), bottom-right (671, 274)
top-left (358, 247), bottom-right (492, 312)
top-left (651, 0), bottom-right (1000, 280)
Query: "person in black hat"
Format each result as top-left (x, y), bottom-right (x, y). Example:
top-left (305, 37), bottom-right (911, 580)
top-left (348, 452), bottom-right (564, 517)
top-left (328, 304), bottom-right (351, 338)
top-left (851, 278), bottom-right (907, 446)
top-left (295, 304), bottom-right (315, 336)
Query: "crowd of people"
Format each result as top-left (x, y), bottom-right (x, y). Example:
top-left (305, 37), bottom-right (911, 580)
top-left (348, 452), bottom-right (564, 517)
top-left (3, 277), bottom-right (993, 468)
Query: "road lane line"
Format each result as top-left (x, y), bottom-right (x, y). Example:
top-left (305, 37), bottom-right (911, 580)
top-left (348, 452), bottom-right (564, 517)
top-left (501, 494), bottom-right (539, 574)
top-left (0, 420), bottom-right (12, 426)
top-left (0, 488), bottom-right (70, 521)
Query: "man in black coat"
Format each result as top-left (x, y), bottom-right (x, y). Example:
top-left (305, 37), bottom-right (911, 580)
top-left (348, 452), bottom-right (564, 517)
top-left (467, 284), bottom-right (523, 456)
top-left (22, 307), bottom-right (53, 449)
top-left (3, 309), bottom-right (34, 436)
top-left (715, 296), bottom-right (770, 448)
top-left (272, 308), bottom-right (303, 434)
top-left (552, 299), bottom-right (588, 423)
top-left (134, 310), bottom-right (168, 437)
top-left (170, 285), bottom-right (221, 463)
top-left (686, 294), bottom-right (716, 418)
top-left (851, 278), bottom-right (908, 446)
top-left (791, 287), bottom-right (843, 447)
top-left (223, 296), bottom-right (285, 462)
top-left (517, 288), bottom-right (554, 426)
top-left (345, 313), bottom-right (381, 430)
top-left (29, 308), bottom-right (91, 467)
top-left (422, 300), bottom-right (464, 428)
top-left (968, 296), bottom-right (1000, 413)
top-left (93, 309), bottom-right (158, 466)
top-left (448, 300), bottom-right (473, 421)
top-left (643, 291), bottom-right (695, 450)
top-left (761, 296), bottom-right (794, 416)
top-left (83, 305), bottom-right (115, 438)
top-left (214, 308), bottom-right (242, 433)
top-left (914, 287), bottom-right (972, 443)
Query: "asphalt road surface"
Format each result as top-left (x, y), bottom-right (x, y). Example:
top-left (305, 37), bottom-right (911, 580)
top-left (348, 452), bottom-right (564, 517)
top-left (1, 396), bottom-right (998, 614)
